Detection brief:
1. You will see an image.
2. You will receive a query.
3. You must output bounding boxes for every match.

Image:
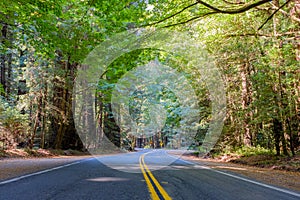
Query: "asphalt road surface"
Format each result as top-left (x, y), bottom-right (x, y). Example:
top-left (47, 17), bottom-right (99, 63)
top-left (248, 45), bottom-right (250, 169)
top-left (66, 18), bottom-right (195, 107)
top-left (0, 149), bottom-right (299, 200)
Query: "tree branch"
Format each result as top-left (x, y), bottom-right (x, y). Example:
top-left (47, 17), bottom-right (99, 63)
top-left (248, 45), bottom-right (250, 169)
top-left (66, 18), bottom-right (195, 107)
top-left (222, 0), bottom-right (245, 5)
top-left (225, 31), bottom-right (300, 38)
top-left (225, 33), bottom-right (271, 37)
top-left (257, 0), bottom-right (291, 31)
top-left (270, 1), bottom-right (300, 24)
top-left (163, 12), bottom-right (217, 28)
top-left (144, 0), bottom-right (271, 28)
top-left (142, 2), bottom-right (199, 27)
top-left (196, 0), bottom-right (270, 14)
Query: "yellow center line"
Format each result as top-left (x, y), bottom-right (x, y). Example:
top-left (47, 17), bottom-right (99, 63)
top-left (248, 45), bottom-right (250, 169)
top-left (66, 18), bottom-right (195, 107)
top-left (139, 156), bottom-right (160, 200)
top-left (139, 153), bottom-right (172, 200)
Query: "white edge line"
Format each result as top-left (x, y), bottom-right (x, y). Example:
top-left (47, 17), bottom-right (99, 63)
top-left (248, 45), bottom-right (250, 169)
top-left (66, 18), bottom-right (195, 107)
top-left (165, 151), bottom-right (300, 197)
top-left (0, 158), bottom-right (94, 186)
top-left (211, 169), bottom-right (300, 198)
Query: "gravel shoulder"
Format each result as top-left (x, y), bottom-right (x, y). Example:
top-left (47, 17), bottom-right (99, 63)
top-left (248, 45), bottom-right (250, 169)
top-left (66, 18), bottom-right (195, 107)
top-left (0, 156), bottom-right (93, 181)
top-left (179, 154), bottom-right (300, 192)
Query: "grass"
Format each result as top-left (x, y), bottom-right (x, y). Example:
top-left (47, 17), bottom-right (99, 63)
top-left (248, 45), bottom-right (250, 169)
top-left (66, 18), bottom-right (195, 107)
top-left (234, 146), bottom-right (276, 157)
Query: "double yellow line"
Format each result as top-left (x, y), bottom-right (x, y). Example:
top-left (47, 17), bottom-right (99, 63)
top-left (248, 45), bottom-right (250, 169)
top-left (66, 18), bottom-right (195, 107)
top-left (139, 153), bottom-right (172, 200)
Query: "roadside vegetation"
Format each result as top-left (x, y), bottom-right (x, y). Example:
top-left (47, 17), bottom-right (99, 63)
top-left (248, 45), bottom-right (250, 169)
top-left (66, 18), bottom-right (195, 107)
top-left (0, 148), bottom-right (89, 159)
top-left (190, 146), bottom-right (300, 172)
top-left (0, 0), bottom-right (299, 170)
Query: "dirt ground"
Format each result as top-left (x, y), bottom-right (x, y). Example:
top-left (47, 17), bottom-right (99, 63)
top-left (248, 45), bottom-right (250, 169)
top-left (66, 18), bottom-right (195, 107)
top-left (180, 154), bottom-right (300, 192)
top-left (0, 156), bottom-right (93, 181)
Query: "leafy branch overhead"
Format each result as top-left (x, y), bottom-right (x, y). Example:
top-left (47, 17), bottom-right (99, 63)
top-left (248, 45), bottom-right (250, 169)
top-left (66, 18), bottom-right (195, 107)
top-left (143, 0), bottom-right (293, 29)
top-left (0, 0), bottom-right (299, 157)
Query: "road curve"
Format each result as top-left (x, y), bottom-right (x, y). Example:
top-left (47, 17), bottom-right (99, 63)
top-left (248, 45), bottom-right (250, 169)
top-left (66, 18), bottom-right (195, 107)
top-left (0, 149), bottom-right (299, 200)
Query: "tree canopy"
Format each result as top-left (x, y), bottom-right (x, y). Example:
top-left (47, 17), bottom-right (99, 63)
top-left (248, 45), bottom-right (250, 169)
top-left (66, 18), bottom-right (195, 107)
top-left (0, 0), bottom-right (299, 157)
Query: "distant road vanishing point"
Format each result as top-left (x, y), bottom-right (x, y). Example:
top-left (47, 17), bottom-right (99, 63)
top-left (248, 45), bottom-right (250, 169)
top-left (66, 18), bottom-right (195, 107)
top-left (0, 149), bottom-right (299, 200)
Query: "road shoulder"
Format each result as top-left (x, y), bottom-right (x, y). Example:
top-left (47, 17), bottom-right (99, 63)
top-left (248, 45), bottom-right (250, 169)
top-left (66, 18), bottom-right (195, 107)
top-left (176, 153), bottom-right (300, 192)
top-left (0, 156), bottom-right (93, 181)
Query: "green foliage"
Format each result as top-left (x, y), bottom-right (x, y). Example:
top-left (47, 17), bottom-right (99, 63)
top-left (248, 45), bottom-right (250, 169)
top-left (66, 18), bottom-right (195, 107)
top-left (212, 145), bottom-right (276, 158)
top-left (0, 0), bottom-right (299, 154)
top-left (0, 98), bottom-right (30, 149)
top-left (0, 84), bottom-right (4, 94)
top-left (234, 146), bottom-right (276, 157)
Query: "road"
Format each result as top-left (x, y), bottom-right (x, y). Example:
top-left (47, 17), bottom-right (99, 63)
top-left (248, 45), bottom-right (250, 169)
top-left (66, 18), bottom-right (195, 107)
top-left (0, 149), bottom-right (299, 200)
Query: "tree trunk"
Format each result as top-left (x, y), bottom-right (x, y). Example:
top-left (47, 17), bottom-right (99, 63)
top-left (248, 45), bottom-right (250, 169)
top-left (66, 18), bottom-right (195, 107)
top-left (240, 62), bottom-right (252, 146)
top-left (103, 103), bottom-right (121, 148)
top-left (40, 81), bottom-right (47, 149)
top-left (6, 49), bottom-right (12, 97)
top-left (273, 118), bottom-right (281, 156)
top-left (272, 0), bottom-right (289, 156)
top-left (29, 95), bottom-right (41, 149)
top-left (97, 95), bottom-right (104, 148)
top-left (0, 24), bottom-right (7, 97)
top-left (51, 55), bottom-right (83, 150)
top-left (290, 0), bottom-right (300, 61)
top-left (54, 85), bottom-right (67, 149)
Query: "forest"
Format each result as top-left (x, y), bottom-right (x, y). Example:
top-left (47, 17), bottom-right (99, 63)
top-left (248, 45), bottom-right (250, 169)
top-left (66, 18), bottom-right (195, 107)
top-left (0, 0), bottom-right (299, 157)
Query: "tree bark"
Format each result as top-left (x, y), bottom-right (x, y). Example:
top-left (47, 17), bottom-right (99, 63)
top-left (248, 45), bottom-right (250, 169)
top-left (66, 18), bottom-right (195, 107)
top-left (271, 0), bottom-right (289, 156)
top-left (273, 118), bottom-right (281, 156)
top-left (240, 62), bottom-right (252, 146)
top-left (0, 24), bottom-right (7, 97)
top-left (103, 103), bottom-right (121, 148)
top-left (51, 55), bottom-right (83, 150)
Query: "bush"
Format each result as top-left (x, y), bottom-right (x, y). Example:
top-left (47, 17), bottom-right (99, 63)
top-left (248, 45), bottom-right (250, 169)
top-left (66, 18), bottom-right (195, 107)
top-left (210, 145), bottom-right (276, 159)
top-left (234, 146), bottom-right (275, 157)
top-left (0, 98), bottom-right (30, 150)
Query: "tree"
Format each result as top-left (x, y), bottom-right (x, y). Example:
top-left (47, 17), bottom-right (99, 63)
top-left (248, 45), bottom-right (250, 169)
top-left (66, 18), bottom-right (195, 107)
top-left (0, 0), bottom-right (299, 156)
